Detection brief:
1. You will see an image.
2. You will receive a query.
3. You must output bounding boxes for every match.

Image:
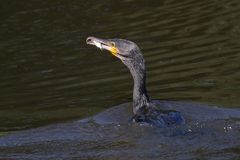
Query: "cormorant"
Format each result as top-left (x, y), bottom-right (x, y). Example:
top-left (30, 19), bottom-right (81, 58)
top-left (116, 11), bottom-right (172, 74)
top-left (86, 37), bottom-right (184, 127)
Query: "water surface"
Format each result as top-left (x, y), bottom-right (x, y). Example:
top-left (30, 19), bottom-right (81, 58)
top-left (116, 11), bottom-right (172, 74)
top-left (1, 0), bottom-right (240, 132)
top-left (1, 101), bottom-right (240, 159)
top-left (0, 0), bottom-right (240, 158)
top-left (1, 0), bottom-right (240, 159)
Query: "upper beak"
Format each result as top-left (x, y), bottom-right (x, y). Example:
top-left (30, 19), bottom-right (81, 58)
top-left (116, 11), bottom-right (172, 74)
top-left (86, 36), bottom-right (118, 57)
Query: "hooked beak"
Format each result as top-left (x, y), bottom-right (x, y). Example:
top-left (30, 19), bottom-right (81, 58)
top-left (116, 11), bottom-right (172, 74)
top-left (86, 37), bottom-right (119, 57)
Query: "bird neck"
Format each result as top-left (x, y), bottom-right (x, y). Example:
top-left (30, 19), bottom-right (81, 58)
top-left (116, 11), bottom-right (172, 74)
top-left (127, 60), bottom-right (150, 114)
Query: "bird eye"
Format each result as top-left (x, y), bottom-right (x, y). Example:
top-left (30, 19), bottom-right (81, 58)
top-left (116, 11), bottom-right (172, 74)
top-left (109, 42), bottom-right (115, 47)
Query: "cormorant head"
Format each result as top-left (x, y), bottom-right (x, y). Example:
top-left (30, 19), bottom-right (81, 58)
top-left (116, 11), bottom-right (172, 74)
top-left (86, 37), bottom-right (149, 113)
top-left (86, 37), bottom-right (144, 67)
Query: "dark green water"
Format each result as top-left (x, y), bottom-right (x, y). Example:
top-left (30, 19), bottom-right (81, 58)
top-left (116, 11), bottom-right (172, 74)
top-left (1, 0), bottom-right (240, 159)
top-left (0, 0), bottom-right (240, 133)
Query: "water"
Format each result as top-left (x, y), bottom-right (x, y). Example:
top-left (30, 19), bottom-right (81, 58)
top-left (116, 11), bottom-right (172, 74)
top-left (0, 0), bottom-right (240, 159)
top-left (1, 101), bottom-right (240, 159)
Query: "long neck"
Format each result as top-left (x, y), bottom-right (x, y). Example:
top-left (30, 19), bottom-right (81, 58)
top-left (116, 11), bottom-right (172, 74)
top-left (125, 55), bottom-right (150, 114)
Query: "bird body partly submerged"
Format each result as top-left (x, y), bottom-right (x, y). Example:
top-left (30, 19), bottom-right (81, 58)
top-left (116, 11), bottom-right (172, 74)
top-left (132, 102), bottom-right (184, 127)
top-left (86, 37), bottom-right (185, 127)
top-left (84, 100), bottom-right (240, 126)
